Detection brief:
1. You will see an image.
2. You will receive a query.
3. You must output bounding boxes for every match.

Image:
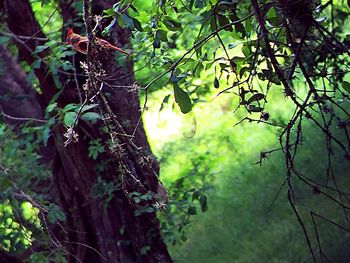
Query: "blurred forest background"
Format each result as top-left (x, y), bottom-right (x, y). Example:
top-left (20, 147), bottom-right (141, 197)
top-left (1, 0), bottom-right (350, 262)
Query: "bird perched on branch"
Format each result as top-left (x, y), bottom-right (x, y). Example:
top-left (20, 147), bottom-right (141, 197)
top-left (66, 28), bottom-right (129, 55)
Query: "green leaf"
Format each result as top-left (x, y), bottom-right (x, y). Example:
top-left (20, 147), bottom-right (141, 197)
top-left (232, 56), bottom-right (246, 63)
top-left (214, 77), bottom-right (220, 89)
top-left (195, 0), bottom-right (206, 8)
top-left (46, 102), bottom-right (57, 115)
top-left (34, 45), bottom-right (48, 54)
top-left (266, 7), bottom-right (277, 19)
top-left (31, 59), bottom-right (41, 69)
top-left (0, 36), bottom-right (10, 45)
top-left (173, 83), bottom-right (192, 114)
top-left (63, 103), bottom-right (79, 112)
top-left (234, 22), bottom-right (246, 38)
top-left (157, 30), bottom-right (168, 42)
top-left (140, 246), bottom-right (151, 255)
top-left (240, 67), bottom-right (249, 78)
top-left (315, 17), bottom-right (327, 23)
top-left (49, 60), bottom-right (58, 76)
top-left (210, 16), bottom-right (217, 31)
top-left (117, 16), bottom-right (125, 28)
top-left (103, 8), bottom-right (115, 18)
top-left (228, 43), bottom-right (238, 49)
top-left (187, 206), bottom-right (197, 215)
top-left (42, 125), bottom-right (51, 147)
top-left (159, 94), bottom-right (171, 111)
top-left (0, 178), bottom-right (11, 189)
top-left (342, 81), bottom-right (350, 93)
top-left (41, 0), bottom-right (51, 6)
top-left (102, 18), bottom-right (117, 36)
top-left (248, 105), bottom-right (263, 112)
top-left (26, 70), bottom-right (35, 84)
top-left (81, 112), bottom-right (101, 122)
top-left (268, 16), bottom-right (281, 27)
top-left (88, 140), bottom-right (104, 160)
top-left (247, 93), bottom-right (265, 104)
top-left (47, 203), bottom-right (66, 224)
top-left (64, 112), bottom-right (77, 126)
top-left (129, 4), bottom-right (139, 13)
top-left (61, 61), bottom-right (73, 71)
top-left (194, 62), bottom-right (204, 77)
top-left (81, 104), bottom-right (99, 112)
top-left (218, 15), bottom-right (232, 31)
top-left (132, 17), bottom-right (143, 31)
top-left (245, 18), bottom-right (252, 33)
top-left (242, 45), bottom-right (251, 57)
top-left (163, 17), bottom-right (182, 31)
top-left (122, 14), bottom-right (134, 29)
top-left (199, 195), bottom-right (208, 212)
top-left (192, 191), bottom-right (200, 200)
top-left (153, 34), bottom-right (161, 49)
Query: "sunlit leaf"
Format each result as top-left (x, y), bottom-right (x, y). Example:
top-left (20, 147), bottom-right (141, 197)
top-left (342, 81), bottom-right (350, 93)
top-left (247, 93), bottom-right (265, 104)
top-left (173, 83), bottom-right (192, 114)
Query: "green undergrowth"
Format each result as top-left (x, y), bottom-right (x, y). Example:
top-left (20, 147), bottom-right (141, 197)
top-left (144, 92), bottom-right (350, 262)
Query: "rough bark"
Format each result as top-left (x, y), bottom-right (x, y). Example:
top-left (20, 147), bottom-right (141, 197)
top-left (0, 45), bottom-right (43, 125)
top-left (2, 0), bottom-right (172, 262)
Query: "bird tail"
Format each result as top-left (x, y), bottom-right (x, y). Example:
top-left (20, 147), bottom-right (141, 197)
top-left (110, 45), bottom-right (130, 55)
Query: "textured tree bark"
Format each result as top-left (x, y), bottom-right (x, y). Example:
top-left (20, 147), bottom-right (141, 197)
top-left (0, 45), bottom-right (43, 125)
top-left (3, 0), bottom-right (172, 262)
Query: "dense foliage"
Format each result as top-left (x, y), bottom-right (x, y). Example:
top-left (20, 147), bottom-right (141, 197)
top-left (1, 0), bottom-right (350, 262)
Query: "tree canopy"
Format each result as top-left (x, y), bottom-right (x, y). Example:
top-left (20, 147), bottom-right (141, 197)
top-left (0, 0), bottom-right (350, 262)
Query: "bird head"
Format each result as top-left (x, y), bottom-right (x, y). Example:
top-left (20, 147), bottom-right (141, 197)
top-left (66, 28), bottom-right (74, 43)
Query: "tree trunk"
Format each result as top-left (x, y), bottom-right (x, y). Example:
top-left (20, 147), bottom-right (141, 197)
top-left (0, 45), bottom-right (43, 126)
top-left (2, 0), bottom-right (172, 262)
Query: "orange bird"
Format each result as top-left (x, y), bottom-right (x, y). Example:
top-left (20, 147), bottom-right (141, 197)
top-left (66, 28), bottom-right (129, 55)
